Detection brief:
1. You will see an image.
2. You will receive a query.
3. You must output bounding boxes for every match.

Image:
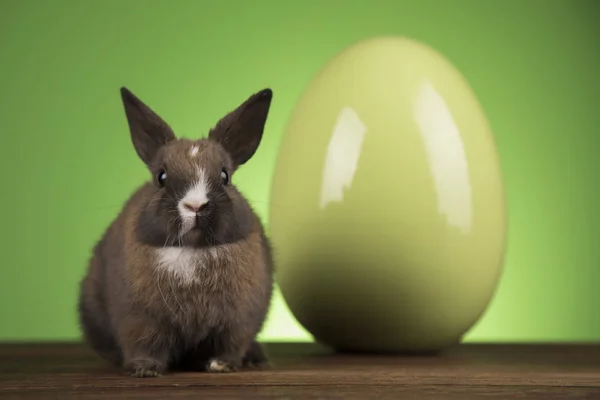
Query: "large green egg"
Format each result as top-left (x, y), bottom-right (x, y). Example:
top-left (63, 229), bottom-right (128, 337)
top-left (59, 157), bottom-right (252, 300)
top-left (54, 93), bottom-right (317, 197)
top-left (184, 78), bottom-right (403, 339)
top-left (269, 37), bottom-right (507, 353)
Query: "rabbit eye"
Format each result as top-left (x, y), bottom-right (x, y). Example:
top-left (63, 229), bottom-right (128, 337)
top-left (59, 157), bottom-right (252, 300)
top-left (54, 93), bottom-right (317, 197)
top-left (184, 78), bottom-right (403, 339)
top-left (157, 170), bottom-right (167, 187)
top-left (220, 168), bottom-right (229, 185)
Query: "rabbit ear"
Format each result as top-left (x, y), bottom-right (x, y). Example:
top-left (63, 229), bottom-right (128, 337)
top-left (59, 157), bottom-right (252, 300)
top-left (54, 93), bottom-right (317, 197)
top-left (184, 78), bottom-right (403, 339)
top-left (120, 87), bottom-right (176, 166)
top-left (209, 89), bottom-right (272, 167)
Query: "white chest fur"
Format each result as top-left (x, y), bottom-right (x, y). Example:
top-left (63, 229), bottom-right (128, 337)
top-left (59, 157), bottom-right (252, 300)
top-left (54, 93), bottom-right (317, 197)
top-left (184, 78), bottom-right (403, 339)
top-left (155, 246), bottom-right (218, 285)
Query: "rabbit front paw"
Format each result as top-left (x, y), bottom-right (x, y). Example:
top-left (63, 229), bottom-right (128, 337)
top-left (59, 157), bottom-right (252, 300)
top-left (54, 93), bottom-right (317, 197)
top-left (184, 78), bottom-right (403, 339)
top-left (206, 358), bottom-right (238, 373)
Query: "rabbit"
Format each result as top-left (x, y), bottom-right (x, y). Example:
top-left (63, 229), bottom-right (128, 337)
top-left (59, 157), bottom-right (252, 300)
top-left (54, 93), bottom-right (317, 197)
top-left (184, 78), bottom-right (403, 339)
top-left (77, 86), bottom-right (275, 378)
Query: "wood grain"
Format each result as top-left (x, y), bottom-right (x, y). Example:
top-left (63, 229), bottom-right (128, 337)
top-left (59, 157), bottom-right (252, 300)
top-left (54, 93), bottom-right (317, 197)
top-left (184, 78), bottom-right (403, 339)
top-left (1, 342), bottom-right (600, 399)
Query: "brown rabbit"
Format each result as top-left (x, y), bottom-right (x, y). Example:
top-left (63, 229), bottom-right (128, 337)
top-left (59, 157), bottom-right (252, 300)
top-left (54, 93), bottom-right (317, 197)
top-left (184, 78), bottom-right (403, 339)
top-left (77, 87), bottom-right (274, 377)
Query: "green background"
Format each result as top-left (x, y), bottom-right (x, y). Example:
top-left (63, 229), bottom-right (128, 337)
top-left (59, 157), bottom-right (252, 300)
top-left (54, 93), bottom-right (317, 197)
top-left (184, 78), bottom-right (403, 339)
top-left (1, 0), bottom-right (599, 343)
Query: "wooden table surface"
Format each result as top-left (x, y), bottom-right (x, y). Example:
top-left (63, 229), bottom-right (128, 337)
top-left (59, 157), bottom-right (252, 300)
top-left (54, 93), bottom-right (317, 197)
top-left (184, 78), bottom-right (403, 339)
top-left (1, 342), bottom-right (600, 399)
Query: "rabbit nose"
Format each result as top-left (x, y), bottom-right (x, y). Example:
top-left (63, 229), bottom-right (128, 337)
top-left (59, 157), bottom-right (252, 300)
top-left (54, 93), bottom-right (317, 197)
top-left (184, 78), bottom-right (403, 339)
top-left (183, 201), bottom-right (210, 214)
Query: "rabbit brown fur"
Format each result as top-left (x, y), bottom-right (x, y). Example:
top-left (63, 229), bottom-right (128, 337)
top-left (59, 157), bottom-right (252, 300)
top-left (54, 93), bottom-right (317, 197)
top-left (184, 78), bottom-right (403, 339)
top-left (77, 87), bottom-right (274, 377)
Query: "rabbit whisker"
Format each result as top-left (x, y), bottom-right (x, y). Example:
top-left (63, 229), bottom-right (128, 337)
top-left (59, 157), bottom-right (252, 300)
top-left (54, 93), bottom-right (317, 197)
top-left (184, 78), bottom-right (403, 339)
top-left (156, 276), bottom-right (176, 320)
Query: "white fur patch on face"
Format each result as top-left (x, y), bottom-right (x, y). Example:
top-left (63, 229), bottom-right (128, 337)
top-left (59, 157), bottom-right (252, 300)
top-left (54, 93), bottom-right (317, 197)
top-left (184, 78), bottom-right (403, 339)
top-left (190, 145), bottom-right (199, 157)
top-left (178, 169), bottom-right (210, 235)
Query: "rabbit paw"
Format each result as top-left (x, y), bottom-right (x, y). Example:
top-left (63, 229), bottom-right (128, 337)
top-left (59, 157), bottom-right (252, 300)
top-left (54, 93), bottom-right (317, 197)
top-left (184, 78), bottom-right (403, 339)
top-left (126, 357), bottom-right (164, 378)
top-left (206, 358), bottom-right (237, 373)
top-left (129, 365), bottom-right (162, 378)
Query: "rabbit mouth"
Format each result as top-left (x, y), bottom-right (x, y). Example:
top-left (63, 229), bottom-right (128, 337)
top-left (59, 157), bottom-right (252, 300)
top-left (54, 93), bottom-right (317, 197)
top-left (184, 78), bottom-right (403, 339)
top-left (177, 214), bottom-right (219, 246)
